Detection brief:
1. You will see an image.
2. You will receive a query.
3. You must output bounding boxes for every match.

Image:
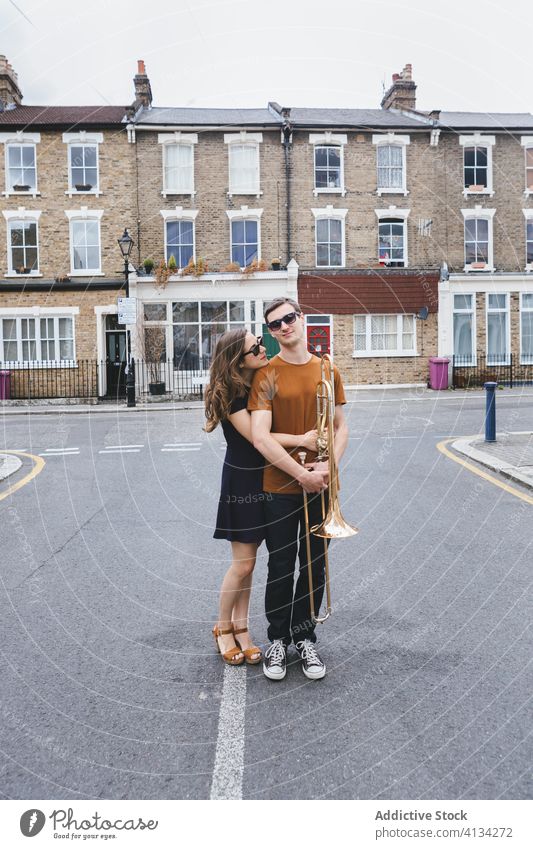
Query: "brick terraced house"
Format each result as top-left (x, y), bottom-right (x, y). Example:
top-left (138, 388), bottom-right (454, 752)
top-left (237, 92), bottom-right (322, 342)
top-left (0, 55), bottom-right (135, 399)
top-left (126, 61), bottom-right (296, 375)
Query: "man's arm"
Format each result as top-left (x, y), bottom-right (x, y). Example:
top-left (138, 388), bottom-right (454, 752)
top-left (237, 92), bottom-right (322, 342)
top-left (251, 409), bottom-right (327, 493)
top-left (305, 404), bottom-right (348, 475)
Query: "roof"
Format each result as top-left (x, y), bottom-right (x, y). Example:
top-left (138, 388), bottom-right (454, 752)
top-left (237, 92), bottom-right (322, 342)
top-left (288, 107), bottom-right (430, 129)
top-left (135, 106), bottom-right (281, 127)
top-left (0, 105), bottom-right (127, 128)
top-left (438, 111), bottom-right (533, 130)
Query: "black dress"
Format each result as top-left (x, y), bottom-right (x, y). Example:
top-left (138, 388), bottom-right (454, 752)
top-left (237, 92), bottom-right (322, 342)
top-left (213, 393), bottom-right (266, 544)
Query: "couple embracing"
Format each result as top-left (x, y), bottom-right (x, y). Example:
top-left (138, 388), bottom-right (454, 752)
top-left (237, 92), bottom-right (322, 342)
top-left (205, 298), bottom-right (348, 681)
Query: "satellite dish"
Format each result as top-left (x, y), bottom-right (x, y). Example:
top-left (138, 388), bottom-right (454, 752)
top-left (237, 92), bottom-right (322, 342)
top-left (417, 306), bottom-right (429, 321)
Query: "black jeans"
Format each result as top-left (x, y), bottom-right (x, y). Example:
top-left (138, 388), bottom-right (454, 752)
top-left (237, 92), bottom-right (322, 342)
top-left (263, 492), bottom-right (330, 646)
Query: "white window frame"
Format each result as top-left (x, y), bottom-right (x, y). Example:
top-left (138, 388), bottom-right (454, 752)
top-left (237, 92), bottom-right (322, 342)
top-left (309, 133), bottom-right (347, 197)
top-left (486, 293), bottom-right (510, 366)
top-left (160, 207), bottom-right (198, 270)
top-left (352, 313), bottom-right (417, 358)
top-left (0, 132), bottom-right (41, 197)
top-left (462, 206), bottom-right (495, 272)
top-left (521, 137), bottom-right (533, 197)
top-left (453, 292), bottom-right (476, 367)
top-left (224, 132), bottom-right (262, 197)
top-left (0, 306), bottom-right (78, 367)
top-left (459, 134), bottom-right (495, 197)
top-left (311, 205), bottom-right (347, 268)
top-left (226, 205), bottom-right (263, 267)
top-left (65, 208), bottom-right (104, 276)
top-left (158, 132), bottom-right (198, 197)
top-left (2, 208), bottom-right (42, 277)
top-left (372, 134), bottom-right (410, 196)
top-left (63, 132), bottom-right (103, 197)
top-left (374, 205), bottom-right (410, 268)
top-left (520, 292), bottom-right (533, 365)
top-left (523, 209), bottom-right (533, 271)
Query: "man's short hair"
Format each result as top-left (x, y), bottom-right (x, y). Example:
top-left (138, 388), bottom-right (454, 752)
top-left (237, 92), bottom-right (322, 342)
top-left (264, 297), bottom-right (301, 322)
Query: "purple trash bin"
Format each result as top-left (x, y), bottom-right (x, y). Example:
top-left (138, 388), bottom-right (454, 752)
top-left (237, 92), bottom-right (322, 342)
top-left (0, 370), bottom-right (11, 400)
top-left (428, 357), bottom-right (450, 390)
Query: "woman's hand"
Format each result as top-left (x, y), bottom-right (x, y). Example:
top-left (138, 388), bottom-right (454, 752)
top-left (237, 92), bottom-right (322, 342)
top-left (300, 429), bottom-right (318, 451)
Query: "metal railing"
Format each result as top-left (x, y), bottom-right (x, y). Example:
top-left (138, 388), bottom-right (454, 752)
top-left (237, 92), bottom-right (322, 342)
top-left (133, 358), bottom-right (209, 399)
top-left (0, 360), bottom-right (99, 400)
top-left (452, 353), bottom-right (533, 388)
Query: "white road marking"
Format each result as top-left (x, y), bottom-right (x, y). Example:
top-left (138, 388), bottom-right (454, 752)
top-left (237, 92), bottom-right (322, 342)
top-left (105, 444), bottom-right (144, 449)
top-left (161, 447), bottom-right (200, 452)
top-left (40, 448), bottom-right (80, 456)
top-left (99, 448), bottom-right (141, 454)
top-left (163, 442), bottom-right (202, 448)
top-left (379, 435), bottom-right (418, 439)
top-left (44, 447), bottom-right (79, 452)
top-left (210, 666), bottom-right (247, 800)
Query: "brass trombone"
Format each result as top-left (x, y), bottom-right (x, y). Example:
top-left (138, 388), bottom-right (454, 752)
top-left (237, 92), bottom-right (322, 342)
top-left (298, 355), bottom-right (358, 624)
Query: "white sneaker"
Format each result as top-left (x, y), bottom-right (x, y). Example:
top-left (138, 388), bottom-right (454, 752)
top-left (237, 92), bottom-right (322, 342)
top-left (263, 639), bottom-right (287, 680)
top-left (295, 639), bottom-right (326, 680)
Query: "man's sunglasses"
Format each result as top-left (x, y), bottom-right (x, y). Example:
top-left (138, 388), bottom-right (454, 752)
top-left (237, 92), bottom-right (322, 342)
top-left (266, 311), bottom-right (301, 332)
top-left (243, 336), bottom-right (263, 357)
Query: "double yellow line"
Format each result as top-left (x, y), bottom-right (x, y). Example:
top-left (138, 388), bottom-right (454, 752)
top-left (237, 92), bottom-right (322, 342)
top-left (437, 439), bottom-right (533, 505)
top-left (0, 451), bottom-right (45, 502)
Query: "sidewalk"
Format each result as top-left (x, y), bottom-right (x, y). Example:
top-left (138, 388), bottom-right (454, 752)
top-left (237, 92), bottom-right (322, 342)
top-left (453, 432), bottom-right (533, 490)
top-left (0, 453), bottom-right (22, 481)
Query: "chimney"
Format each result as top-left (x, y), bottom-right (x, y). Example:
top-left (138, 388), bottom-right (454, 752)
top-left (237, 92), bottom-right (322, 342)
top-left (381, 63), bottom-right (416, 112)
top-left (133, 59), bottom-right (152, 109)
top-left (0, 55), bottom-right (22, 108)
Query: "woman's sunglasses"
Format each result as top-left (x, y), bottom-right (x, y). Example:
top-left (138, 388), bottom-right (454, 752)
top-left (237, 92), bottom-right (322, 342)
top-left (243, 336), bottom-right (263, 357)
top-left (266, 311), bottom-right (301, 332)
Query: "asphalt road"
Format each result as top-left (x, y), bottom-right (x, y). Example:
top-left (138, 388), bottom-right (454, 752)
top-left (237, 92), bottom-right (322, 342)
top-left (0, 389), bottom-right (532, 800)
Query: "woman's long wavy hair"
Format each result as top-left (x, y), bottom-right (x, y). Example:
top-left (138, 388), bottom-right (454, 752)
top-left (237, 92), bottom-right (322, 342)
top-left (204, 328), bottom-right (250, 432)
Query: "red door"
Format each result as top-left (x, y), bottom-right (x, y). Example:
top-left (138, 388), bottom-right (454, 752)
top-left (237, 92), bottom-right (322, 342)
top-left (307, 325), bottom-right (331, 355)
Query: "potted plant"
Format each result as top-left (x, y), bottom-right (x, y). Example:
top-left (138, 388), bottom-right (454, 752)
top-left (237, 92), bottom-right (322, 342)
top-left (13, 184), bottom-right (30, 192)
top-left (142, 326), bottom-right (167, 395)
top-left (242, 258), bottom-right (268, 276)
top-left (75, 183), bottom-right (92, 191)
top-left (180, 257), bottom-right (208, 277)
top-left (168, 254), bottom-right (178, 274)
top-left (16, 266), bottom-right (31, 274)
top-left (143, 258), bottom-right (154, 275)
top-left (154, 260), bottom-right (170, 289)
top-left (271, 258), bottom-right (281, 270)
top-left (55, 275), bottom-right (71, 283)
top-left (224, 261), bottom-right (241, 273)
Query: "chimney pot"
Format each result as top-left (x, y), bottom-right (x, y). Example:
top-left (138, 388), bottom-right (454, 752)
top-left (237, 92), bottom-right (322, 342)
top-left (137, 59), bottom-right (145, 75)
top-left (381, 63), bottom-right (416, 112)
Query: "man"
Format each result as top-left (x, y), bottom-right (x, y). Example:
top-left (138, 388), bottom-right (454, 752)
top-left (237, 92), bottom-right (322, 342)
top-left (248, 298), bottom-right (348, 681)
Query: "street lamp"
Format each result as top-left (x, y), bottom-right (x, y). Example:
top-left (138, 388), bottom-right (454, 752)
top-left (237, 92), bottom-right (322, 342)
top-left (117, 228), bottom-right (136, 407)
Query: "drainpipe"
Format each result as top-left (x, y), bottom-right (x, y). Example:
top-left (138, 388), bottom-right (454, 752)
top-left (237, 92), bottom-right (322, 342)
top-left (281, 109), bottom-right (292, 265)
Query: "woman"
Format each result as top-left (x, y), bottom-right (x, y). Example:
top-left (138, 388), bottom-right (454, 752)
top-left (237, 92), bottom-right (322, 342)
top-left (205, 328), bottom-right (316, 666)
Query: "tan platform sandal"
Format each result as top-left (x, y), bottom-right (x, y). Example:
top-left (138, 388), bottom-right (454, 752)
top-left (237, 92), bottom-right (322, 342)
top-left (232, 626), bottom-right (262, 665)
top-left (213, 625), bottom-right (244, 666)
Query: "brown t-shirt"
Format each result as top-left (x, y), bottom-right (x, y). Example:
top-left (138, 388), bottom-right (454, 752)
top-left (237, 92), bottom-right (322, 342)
top-left (248, 354), bottom-right (346, 494)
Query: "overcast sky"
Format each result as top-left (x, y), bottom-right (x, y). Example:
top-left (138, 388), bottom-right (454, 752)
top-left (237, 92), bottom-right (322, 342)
top-left (2, 0), bottom-right (532, 113)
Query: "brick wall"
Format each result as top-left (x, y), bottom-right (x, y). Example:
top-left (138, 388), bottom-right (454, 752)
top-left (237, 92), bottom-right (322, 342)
top-left (0, 128), bottom-right (136, 279)
top-left (134, 130), bottom-right (287, 270)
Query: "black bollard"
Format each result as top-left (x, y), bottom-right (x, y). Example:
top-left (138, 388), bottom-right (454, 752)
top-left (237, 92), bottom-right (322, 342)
top-left (126, 356), bottom-right (136, 408)
top-left (484, 381), bottom-right (497, 442)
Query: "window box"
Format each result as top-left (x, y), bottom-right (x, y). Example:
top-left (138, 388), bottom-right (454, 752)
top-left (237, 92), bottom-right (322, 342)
top-left (468, 185), bottom-right (485, 192)
top-left (75, 183), bottom-right (93, 192)
top-left (15, 266), bottom-right (31, 275)
top-left (12, 184), bottom-right (30, 192)
top-left (470, 262), bottom-right (487, 270)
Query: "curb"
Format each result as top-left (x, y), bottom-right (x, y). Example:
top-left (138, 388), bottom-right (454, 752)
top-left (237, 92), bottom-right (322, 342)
top-left (0, 453), bottom-right (23, 482)
top-left (0, 403), bottom-right (205, 416)
top-left (452, 435), bottom-right (533, 491)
